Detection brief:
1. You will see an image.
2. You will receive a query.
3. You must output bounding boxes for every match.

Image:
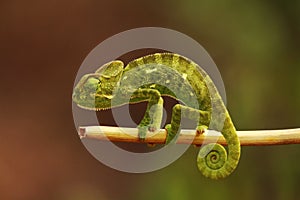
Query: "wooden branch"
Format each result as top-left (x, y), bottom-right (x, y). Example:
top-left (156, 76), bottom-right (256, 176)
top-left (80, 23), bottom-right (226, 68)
top-left (78, 126), bottom-right (300, 146)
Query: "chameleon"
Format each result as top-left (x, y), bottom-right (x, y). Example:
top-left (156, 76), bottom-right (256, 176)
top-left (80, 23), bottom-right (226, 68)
top-left (72, 53), bottom-right (241, 179)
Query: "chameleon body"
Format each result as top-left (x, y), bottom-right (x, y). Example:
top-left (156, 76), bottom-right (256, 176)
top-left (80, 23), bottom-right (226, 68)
top-left (72, 53), bottom-right (240, 179)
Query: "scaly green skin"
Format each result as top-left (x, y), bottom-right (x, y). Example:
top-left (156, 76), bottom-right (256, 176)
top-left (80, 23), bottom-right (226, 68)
top-left (72, 53), bottom-right (241, 179)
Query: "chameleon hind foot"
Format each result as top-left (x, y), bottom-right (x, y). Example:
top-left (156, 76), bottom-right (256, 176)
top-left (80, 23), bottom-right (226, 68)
top-left (193, 125), bottom-right (208, 148)
top-left (196, 125), bottom-right (208, 135)
top-left (164, 124), bottom-right (177, 144)
top-left (165, 104), bottom-right (211, 144)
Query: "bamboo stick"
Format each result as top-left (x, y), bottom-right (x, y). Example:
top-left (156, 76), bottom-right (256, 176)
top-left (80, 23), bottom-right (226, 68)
top-left (78, 126), bottom-right (300, 146)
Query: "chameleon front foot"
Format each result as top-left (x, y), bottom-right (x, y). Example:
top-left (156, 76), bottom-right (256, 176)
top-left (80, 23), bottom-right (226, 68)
top-left (137, 124), bottom-right (159, 141)
top-left (137, 125), bottom-right (147, 140)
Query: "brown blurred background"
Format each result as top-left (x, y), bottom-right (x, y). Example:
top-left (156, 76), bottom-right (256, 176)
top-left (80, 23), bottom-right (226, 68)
top-left (1, 0), bottom-right (300, 199)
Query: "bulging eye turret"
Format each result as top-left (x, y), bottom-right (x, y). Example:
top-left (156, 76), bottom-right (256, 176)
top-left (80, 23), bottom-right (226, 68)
top-left (84, 77), bottom-right (99, 92)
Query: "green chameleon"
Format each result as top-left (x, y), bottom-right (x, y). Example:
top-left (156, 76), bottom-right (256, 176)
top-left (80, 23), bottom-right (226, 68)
top-left (72, 53), bottom-right (240, 179)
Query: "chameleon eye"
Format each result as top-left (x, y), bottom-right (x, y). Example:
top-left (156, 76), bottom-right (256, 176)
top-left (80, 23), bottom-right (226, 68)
top-left (84, 77), bottom-right (99, 91)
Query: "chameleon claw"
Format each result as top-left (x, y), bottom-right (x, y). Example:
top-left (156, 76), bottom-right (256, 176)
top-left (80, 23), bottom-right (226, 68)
top-left (137, 126), bottom-right (147, 141)
top-left (148, 126), bottom-right (156, 132)
top-left (148, 125), bottom-right (160, 132)
top-left (196, 125), bottom-right (208, 135)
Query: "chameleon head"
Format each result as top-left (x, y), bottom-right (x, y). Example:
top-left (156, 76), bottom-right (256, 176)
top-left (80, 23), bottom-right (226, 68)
top-left (72, 60), bottom-right (124, 110)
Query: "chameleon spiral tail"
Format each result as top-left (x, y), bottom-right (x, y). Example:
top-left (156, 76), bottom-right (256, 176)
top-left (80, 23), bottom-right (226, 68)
top-left (197, 143), bottom-right (229, 179)
top-left (197, 124), bottom-right (241, 179)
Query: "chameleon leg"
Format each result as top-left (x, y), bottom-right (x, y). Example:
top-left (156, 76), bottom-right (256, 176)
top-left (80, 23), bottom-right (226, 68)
top-left (148, 97), bottom-right (164, 131)
top-left (134, 89), bottom-right (163, 140)
top-left (164, 104), bottom-right (211, 144)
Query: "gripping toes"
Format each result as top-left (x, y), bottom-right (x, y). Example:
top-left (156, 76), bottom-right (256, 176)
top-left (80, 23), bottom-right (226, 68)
top-left (196, 125), bottom-right (208, 135)
top-left (164, 124), bottom-right (175, 144)
top-left (138, 123), bottom-right (160, 140)
top-left (137, 125), bottom-right (148, 140)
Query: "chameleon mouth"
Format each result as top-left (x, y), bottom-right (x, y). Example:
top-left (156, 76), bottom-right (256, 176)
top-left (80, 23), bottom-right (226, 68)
top-left (73, 95), bottom-right (108, 110)
top-left (76, 103), bottom-right (112, 111)
top-left (76, 103), bottom-right (98, 111)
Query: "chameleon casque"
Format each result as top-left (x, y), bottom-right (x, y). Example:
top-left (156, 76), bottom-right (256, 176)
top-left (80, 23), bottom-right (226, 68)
top-left (72, 53), bottom-right (241, 179)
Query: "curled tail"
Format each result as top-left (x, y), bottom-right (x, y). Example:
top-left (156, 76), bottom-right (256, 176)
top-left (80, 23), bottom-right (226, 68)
top-left (197, 115), bottom-right (241, 179)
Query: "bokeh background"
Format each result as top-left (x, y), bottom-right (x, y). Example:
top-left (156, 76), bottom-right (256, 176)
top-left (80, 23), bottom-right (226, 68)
top-left (1, 0), bottom-right (300, 199)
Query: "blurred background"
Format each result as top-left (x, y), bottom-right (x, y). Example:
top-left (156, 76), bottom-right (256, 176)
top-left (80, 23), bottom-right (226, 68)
top-left (1, 0), bottom-right (300, 199)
